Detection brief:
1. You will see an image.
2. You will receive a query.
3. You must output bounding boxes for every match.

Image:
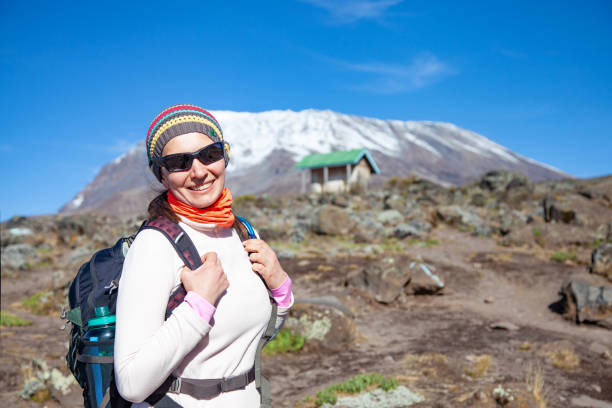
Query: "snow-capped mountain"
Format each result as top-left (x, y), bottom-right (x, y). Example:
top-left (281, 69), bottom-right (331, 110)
top-left (60, 109), bottom-right (568, 216)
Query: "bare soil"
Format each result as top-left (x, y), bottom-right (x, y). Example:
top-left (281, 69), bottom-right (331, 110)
top-left (2, 227), bottom-right (611, 407)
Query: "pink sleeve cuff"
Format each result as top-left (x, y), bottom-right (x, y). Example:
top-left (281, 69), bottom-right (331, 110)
top-left (270, 275), bottom-right (293, 307)
top-left (185, 291), bottom-right (216, 323)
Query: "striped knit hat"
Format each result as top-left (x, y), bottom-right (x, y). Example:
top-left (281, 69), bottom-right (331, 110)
top-left (146, 104), bottom-right (230, 181)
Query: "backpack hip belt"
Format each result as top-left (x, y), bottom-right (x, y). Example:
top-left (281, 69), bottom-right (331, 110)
top-left (167, 366), bottom-right (256, 399)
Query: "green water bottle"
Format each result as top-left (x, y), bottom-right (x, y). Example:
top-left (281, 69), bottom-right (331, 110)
top-left (83, 306), bottom-right (115, 408)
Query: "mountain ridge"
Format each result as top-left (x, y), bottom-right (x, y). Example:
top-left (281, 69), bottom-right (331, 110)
top-left (60, 108), bottom-right (569, 216)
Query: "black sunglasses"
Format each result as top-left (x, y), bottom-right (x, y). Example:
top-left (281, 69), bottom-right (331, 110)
top-left (153, 142), bottom-right (225, 172)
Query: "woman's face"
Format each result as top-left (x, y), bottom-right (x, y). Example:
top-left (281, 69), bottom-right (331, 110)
top-left (161, 132), bottom-right (226, 209)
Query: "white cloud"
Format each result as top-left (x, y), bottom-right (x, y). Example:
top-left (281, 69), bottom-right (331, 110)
top-left (301, 0), bottom-right (404, 23)
top-left (333, 53), bottom-right (455, 93)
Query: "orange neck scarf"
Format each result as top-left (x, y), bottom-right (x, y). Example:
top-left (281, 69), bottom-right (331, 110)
top-left (167, 188), bottom-right (235, 228)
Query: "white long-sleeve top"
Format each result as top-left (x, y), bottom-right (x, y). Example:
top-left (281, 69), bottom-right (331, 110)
top-left (114, 217), bottom-right (293, 407)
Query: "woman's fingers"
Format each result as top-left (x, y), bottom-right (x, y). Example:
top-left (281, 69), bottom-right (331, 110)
top-left (242, 239), bottom-right (265, 253)
top-left (248, 251), bottom-right (264, 264)
top-left (251, 262), bottom-right (265, 273)
top-left (202, 251), bottom-right (218, 265)
top-left (181, 251), bottom-right (228, 305)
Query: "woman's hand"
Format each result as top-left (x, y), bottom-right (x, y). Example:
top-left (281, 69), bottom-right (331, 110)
top-left (180, 252), bottom-right (229, 305)
top-left (242, 239), bottom-right (287, 289)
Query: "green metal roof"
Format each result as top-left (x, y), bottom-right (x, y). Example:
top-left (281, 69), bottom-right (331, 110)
top-left (295, 148), bottom-right (380, 174)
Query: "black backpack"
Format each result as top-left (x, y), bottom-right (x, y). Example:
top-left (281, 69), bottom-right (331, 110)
top-left (63, 215), bottom-right (277, 408)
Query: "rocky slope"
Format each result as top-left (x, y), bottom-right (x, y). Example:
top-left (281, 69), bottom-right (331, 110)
top-left (59, 109), bottom-right (569, 216)
top-left (2, 172), bottom-right (611, 407)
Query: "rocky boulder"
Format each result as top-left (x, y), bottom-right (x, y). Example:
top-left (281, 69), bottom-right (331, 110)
top-left (405, 262), bottom-right (445, 295)
top-left (394, 220), bottom-right (432, 239)
top-left (591, 243), bottom-right (612, 282)
top-left (558, 279), bottom-right (612, 329)
top-left (285, 301), bottom-right (356, 352)
top-left (543, 197), bottom-right (576, 224)
top-left (345, 256), bottom-right (411, 303)
top-left (2, 243), bottom-right (38, 270)
top-left (376, 209), bottom-right (403, 225)
top-left (479, 170), bottom-right (530, 193)
top-left (311, 205), bottom-right (355, 235)
top-left (435, 205), bottom-right (486, 233)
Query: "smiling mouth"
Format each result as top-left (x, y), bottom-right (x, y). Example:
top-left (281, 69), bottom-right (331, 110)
top-left (190, 181), bottom-right (213, 191)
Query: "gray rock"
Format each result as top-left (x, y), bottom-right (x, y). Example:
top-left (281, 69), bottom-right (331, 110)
top-left (436, 205), bottom-right (485, 232)
top-left (394, 223), bottom-right (420, 239)
top-left (474, 224), bottom-right (493, 237)
top-left (320, 386), bottom-right (425, 408)
top-left (595, 223), bottom-right (610, 242)
top-left (383, 194), bottom-right (405, 212)
top-left (312, 205), bottom-right (355, 235)
top-left (490, 321), bottom-right (520, 331)
top-left (470, 192), bottom-right (487, 207)
top-left (289, 219), bottom-right (311, 243)
top-left (405, 262), bottom-right (444, 295)
top-left (588, 342), bottom-right (610, 356)
top-left (353, 222), bottom-right (381, 243)
top-left (2, 243), bottom-right (37, 269)
top-left (277, 250), bottom-right (294, 260)
top-left (289, 228), bottom-right (305, 243)
top-left (377, 209), bottom-right (403, 225)
top-left (543, 197), bottom-right (576, 224)
top-left (497, 209), bottom-right (530, 236)
top-left (346, 257), bottom-right (411, 303)
top-left (591, 243), bottom-right (612, 282)
top-left (331, 194), bottom-right (349, 208)
top-left (394, 220), bottom-right (432, 239)
top-left (479, 170), bottom-right (530, 193)
top-left (571, 395), bottom-right (612, 408)
top-left (559, 279), bottom-right (612, 329)
top-left (68, 246), bottom-right (92, 265)
top-left (285, 303), bottom-right (356, 352)
top-left (9, 227), bottom-right (33, 236)
top-left (363, 245), bottom-right (383, 255)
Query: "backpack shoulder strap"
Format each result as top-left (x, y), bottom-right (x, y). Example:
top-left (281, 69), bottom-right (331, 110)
top-left (233, 215), bottom-right (278, 408)
top-left (233, 215), bottom-right (257, 240)
top-left (140, 217), bottom-right (202, 319)
top-left (141, 217), bottom-right (202, 270)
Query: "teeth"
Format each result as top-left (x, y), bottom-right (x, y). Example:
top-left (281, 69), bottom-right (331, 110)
top-left (192, 182), bottom-right (212, 191)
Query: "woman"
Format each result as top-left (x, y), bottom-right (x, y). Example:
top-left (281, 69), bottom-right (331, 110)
top-left (114, 104), bottom-right (293, 407)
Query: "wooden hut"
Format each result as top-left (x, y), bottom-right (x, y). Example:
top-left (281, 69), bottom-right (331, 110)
top-left (295, 148), bottom-right (380, 193)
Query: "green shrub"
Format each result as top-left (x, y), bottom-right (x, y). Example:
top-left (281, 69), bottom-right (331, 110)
top-left (263, 328), bottom-right (306, 355)
top-left (0, 310), bottom-right (32, 327)
top-left (380, 238), bottom-right (403, 251)
top-left (406, 239), bottom-right (439, 247)
top-left (22, 291), bottom-right (54, 315)
top-left (314, 373), bottom-right (399, 407)
top-left (551, 251), bottom-right (577, 263)
top-left (589, 239), bottom-right (603, 248)
top-left (234, 194), bottom-right (257, 205)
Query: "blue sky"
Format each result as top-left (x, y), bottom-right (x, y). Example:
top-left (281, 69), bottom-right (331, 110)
top-left (1, 0), bottom-right (611, 220)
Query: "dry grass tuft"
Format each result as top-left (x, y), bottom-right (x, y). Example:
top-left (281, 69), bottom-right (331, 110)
top-left (544, 349), bottom-right (580, 370)
top-left (483, 252), bottom-right (514, 263)
top-left (402, 352), bottom-right (448, 366)
top-left (519, 341), bottom-right (534, 351)
top-left (316, 265), bottom-right (334, 273)
top-left (525, 364), bottom-right (548, 408)
top-left (464, 354), bottom-right (491, 379)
